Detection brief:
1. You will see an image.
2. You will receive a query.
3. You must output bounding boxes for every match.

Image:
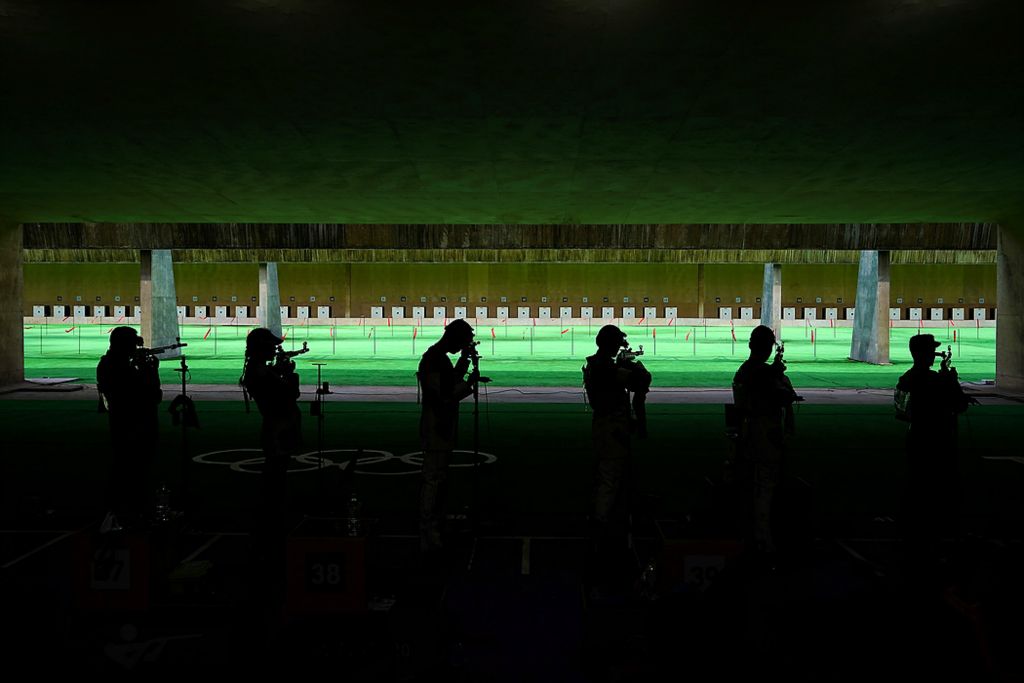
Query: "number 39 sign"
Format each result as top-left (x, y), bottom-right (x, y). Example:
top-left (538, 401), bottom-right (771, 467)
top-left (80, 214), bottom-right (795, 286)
top-left (684, 554), bottom-right (726, 592)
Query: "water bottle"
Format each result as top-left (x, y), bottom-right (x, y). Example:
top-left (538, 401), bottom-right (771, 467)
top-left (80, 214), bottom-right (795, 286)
top-left (155, 484), bottom-right (171, 523)
top-left (346, 494), bottom-right (362, 536)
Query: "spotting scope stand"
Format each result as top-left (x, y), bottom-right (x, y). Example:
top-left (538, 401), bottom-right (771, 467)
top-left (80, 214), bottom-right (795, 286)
top-left (169, 338), bottom-right (193, 520)
top-left (309, 361), bottom-right (335, 515)
top-left (469, 350), bottom-right (492, 537)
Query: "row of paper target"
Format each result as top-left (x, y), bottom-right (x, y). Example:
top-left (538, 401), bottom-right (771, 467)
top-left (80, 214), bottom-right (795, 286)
top-left (192, 448), bottom-right (497, 475)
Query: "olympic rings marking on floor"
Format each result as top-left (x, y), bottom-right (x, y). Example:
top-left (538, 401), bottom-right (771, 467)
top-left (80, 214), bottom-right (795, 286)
top-left (192, 448), bottom-right (497, 475)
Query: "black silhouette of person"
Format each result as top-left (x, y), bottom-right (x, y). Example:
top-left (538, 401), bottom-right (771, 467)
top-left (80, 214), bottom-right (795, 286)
top-left (582, 324), bottom-right (651, 590)
top-left (896, 333), bottom-right (974, 568)
top-left (731, 325), bottom-right (801, 559)
top-left (96, 326), bottom-right (163, 531)
top-left (240, 328), bottom-right (302, 530)
top-left (416, 319), bottom-right (479, 553)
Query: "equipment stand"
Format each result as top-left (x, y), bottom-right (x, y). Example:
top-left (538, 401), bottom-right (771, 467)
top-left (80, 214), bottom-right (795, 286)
top-left (309, 362), bottom-right (333, 514)
top-left (469, 351), bottom-right (492, 536)
top-left (171, 340), bottom-right (193, 518)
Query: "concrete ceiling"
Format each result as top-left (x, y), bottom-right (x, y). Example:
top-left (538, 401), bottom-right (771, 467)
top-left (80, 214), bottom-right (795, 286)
top-left (1, 0), bottom-right (1021, 224)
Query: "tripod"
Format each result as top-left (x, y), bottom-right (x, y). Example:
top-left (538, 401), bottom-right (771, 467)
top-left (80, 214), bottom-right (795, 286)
top-left (468, 348), bottom-right (491, 535)
top-left (169, 338), bottom-right (197, 521)
top-left (309, 362), bottom-right (333, 513)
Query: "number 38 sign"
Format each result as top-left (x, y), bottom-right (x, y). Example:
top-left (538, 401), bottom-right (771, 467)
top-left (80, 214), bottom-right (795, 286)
top-left (285, 534), bottom-right (365, 615)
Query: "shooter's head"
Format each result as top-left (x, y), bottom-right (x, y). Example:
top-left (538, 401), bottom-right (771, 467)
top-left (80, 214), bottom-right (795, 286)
top-left (441, 318), bottom-right (475, 354)
top-left (748, 325), bottom-right (776, 362)
top-left (108, 326), bottom-right (143, 355)
top-left (246, 327), bottom-right (283, 361)
top-left (909, 333), bottom-right (940, 366)
top-left (596, 324), bottom-right (627, 355)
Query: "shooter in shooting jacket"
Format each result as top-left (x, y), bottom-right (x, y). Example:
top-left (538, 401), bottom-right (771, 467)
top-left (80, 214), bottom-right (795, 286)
top-left (731, 325), bottom-right (802, 559)
top-left (241, 327), bottom-right (304, 525)
top-left (895, 333), bottom-right (975, 566)
top-left (417, 319), bottom-right (480, 553)
top-left (583, 324), bottom-right (652, 582)
top-left (96, 326), bottom-right (164, 531)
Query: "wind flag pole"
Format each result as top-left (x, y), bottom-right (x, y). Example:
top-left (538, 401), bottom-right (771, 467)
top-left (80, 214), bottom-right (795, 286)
top-left (491, 326), bottom-right (495, 355)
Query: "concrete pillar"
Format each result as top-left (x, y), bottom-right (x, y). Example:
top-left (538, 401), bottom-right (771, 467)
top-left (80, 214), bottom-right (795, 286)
top-left (0, 222), bottom-right (24, 387)
top-left (139, 250), bottom-right (181, 357)
top-left (996, 225), bottom-right (1024, 392)
top-left (258, 262), bottom-right (282, 337)
top-left (760, 263), bottom-right (782, 339)
top-left (849, 250), bottom-right (890, 365)
top-left (344, 263), bottom-right (353, 318)
top-left (696, 263), bottom-right (705, 319)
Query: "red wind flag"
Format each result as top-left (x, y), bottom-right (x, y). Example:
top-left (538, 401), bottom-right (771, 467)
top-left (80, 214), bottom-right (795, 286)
top-left (668, 318), bottom-right (675, 326)
top-left (282, 330), bottom-right (288, 340)
top-left (413, 327), bottom-right (418, 339)
top-left (65, 326), bottom-right (76, 333)
top-left (388, 317), bottom-right (392, 327)
top-left (329, 327), bottom-right (335, 337)
top-left (685, 330), bottom-right (691, 341)
top-left (561, 328), bottom-right (569, 335)
top-left (491, 327), bottom-right (496, 338)
top-left (953, 329), bottom-right (957, 342)
top-left (731, 328), bottom-right (737, 342)
top-left (811, 329), bottom-right (816, 343)
top-left (203, 327), bottom-right (212, 340)
top-left (652, 328), bottom-right (656, 338)
top-left (638, 317), bottom-right (645, 325)
top-left (949, 320), bottom-right (956, 327)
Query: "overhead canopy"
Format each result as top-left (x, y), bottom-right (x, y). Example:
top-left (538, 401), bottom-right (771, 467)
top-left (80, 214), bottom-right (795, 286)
top-left (1, 0), bottom-right (1021, 224)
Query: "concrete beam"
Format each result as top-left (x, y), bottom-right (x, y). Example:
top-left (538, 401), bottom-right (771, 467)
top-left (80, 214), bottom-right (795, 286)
top-left (760, 263), bottom-right (782, 339)
top-left (0, 222), bottom-right (24, 387)
top-left (997, 225), bottom-right (1024, 392)
top-left (258, 262), bottom-right (282, 337)
top-left (23, 223), bottom-right (998, 252)
top-left (849, 250), bottom-right (891, 365)
top-left (139, 250), bottom-right (181, 357)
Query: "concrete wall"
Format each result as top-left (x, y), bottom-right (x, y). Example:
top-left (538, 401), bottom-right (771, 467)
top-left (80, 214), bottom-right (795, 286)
top-left (22, 262), bottom-right (999, 318)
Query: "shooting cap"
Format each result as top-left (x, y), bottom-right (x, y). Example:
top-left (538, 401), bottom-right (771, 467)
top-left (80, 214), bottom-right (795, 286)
top-left (443, 318), bottom-right (474, 337)
top-left (108, 326), bottom-right (142, 353)
top-left (749, 325), bottom-right (776, 347)
top-left (596, 324), bottom-right (627, 348)
top-left (909, 333), bottom-right (941, 356)
top-left (246, 327), bottom-right (283, 350)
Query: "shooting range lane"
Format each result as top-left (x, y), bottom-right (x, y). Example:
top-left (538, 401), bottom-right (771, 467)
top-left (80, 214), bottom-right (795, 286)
top-left (3, 400), bottom-right (1022, 535)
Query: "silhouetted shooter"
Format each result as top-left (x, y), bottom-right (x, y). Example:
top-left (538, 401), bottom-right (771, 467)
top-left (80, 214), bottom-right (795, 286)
top-left (583, 324), bottom-right (651, 592)
top-left (416, 319), bottom-right (480, 553)
top-left (895, 333), bottom-right (975, 568)
top-left (96, 326), bottom-right (163, 532)
top-left (240, 328), bottom-right (304, 531)
top-left (731, 325), bottom-right (801, 560)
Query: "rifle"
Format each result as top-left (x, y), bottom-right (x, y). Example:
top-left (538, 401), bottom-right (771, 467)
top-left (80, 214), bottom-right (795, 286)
top-left (275, 341), bottom-right (309, 365)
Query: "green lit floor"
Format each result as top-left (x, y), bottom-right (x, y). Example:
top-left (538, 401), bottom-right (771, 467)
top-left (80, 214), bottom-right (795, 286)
top-left (23, 322), bottom-right (995, 389)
